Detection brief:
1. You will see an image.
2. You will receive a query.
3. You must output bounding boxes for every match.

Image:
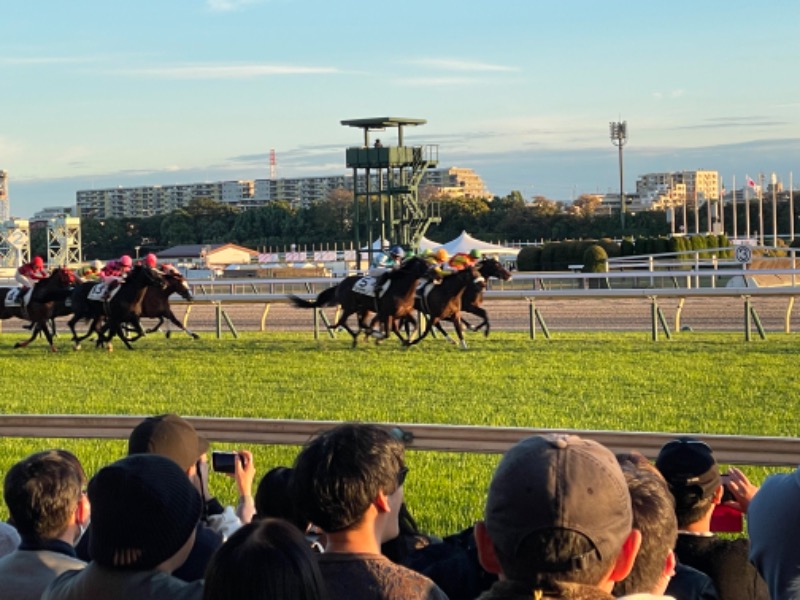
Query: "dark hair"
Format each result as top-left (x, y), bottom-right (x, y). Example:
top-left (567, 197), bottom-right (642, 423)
top-left (613, 465), bottom-right (677, 595)
top-left (673, 493), bottom-right (713, 529)
top-left (254, 467), bottom-right (307, 531)
top-left (3, 450), bottom-right (85, 540)
top-left (290, 423), bottom-right (404, 533)
top-left (203, 518), bottom-right (328, 600)
top-left (495, 529), bottom-right (615, 588)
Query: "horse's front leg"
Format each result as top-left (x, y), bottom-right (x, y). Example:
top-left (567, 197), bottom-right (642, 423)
top-left (452, 314), bottom-right (468, 350)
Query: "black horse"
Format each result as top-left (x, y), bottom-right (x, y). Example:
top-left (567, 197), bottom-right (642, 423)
top-left (68, 265), bottom-right (164, 351)
top-left (123, 267), bottom-right (198, 341)
top-left (289, 256), bottom-right (431, 347)
top-left (0, 268), bottom-right (77, 352)
top-left (459, 257), bottom-right (513, 336)
top-left (410, 266), bottom-right (486, 349)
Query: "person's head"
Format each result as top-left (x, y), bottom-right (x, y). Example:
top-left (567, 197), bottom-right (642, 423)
top-left (475, 434), bottom-right (640, 593)
top-left (290, 423), bottom-right (406, 539)
top-left (119, 255), bottom-right (133, 268)
top-left (88, 454), bottom-right (201, 572)
top-left (91, 259), bottom-right (103, 271)
top-left (144, 253), bottom-right (158, 268)
top-left (655, 437), bottom-right (721, 528)
top-left (3, 449), bottom-right (89, 544)
top-left (203, 518), bottom-right (327, 600)
top-left (128, 413), bottom-right (209, 474)
top-left (381, 240), bottom-right (391, 251)
top-left (613, 461), bottom-right (678, 596)
top-left (389, 246), bottom-right (405, 261)
top-left (255, 467), bottom-right (306, 530)
top-left (33, 256), bottom-right (44, 268)
top-left (469, 249), bottom-right (482, 260)
top-left (434, 248), bottom-right (449, 263)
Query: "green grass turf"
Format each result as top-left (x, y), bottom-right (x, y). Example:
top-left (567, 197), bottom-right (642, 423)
top-left (0, 331), bottom-right (797, 535)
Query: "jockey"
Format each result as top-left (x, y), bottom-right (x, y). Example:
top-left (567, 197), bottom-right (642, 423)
top-left (77, 259), bottom-right (103, 282)
top-left (100, 254), bottom-right (133, 299)
top-left (143, 252), bottom-right (159, 270)
top-left (373, 246), bottom-right (406, 298)
top-left (15, 256), bottom-right (48, 306)
top-left (388, 245), bottom-right (405, 268)
top-left (448, 248), bottom-right (482, 271)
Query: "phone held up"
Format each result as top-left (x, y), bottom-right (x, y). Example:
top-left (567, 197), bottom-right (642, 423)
top-left (710, 473), bottom-right (743, 533)
top-left (211, 451), bottom-right (245, 474)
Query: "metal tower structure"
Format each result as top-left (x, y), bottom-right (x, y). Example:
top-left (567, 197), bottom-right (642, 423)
top-left (341, 117), bottom-right (440, 268)
top-left (0, 219), bottom-right (30, 268)
top-left (47, 216), bottom-right (82, 267)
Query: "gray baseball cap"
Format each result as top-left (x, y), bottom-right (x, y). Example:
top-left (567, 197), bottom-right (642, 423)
top-left (485, 434), bottom-right (633, 568)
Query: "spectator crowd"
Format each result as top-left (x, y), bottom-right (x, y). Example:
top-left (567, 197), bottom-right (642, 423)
top-left (0, 414), bottom-right (795, 600)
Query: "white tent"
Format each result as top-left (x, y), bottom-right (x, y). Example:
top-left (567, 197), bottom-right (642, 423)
top-left (435, 231), bottom-right (520, 256)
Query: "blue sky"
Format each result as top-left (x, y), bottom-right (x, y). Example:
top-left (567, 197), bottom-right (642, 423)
top-left (3, 0), bottom-right (799, 218)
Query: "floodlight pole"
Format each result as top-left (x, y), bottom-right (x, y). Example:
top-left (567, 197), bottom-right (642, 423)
top-left (610, 121), bottom-right (628, 230)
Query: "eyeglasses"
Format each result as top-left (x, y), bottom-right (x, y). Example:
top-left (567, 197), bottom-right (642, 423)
top-left (397, 466), bottom-right (409, 488)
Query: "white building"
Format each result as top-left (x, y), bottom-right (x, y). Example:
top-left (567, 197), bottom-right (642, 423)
top-left (0, 170), bottom-right (9, 222)
top-left (76, 168), bottom-right (490, 219)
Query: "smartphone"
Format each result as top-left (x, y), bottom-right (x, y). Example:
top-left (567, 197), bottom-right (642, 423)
top-left (211, 451), bottom-right (242, 474)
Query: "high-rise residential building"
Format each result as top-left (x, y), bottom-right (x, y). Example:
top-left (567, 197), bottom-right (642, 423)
top-left (636, 170), bottom-right (720, 207)
top-left (0, 170), bottom-right (9, 222)
top-left (75, 167), bottom-right (490, 219)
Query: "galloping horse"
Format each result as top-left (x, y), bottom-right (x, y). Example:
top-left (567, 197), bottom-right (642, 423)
top-left (0, 268), bottom-right (77, 351)
top-left (289, 256), bottom-right (431, 347)
top-left (459, 257), bottom-right (513, 336)
top-left (68, 265), bottom-right (164, 350)
top-left (123, 267), bottom-right (198, 341)
top-left (410, 266), bottom-right (486, 349)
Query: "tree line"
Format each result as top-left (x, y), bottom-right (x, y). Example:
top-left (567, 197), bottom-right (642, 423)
top-left (32, 188), bottom-right (797, 260)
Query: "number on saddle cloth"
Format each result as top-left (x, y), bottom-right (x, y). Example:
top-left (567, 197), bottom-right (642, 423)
top-left (353, 276), bottom-right (378, 297)
top-left (88, 283), bottom-right (117, 302)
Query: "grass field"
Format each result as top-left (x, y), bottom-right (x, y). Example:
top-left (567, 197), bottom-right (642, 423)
top-left (0, 330), bottom-right (798, 536)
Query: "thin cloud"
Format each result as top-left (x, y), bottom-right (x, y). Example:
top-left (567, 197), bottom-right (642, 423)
top-left (122, 63), bottom-right (339, 79)
top-left (393, 76), bottom-right (484, 87)
top-left (0, 56), bottom-right (97, 66)
top-left (652, 89), bottom-right (685, 100)
top-left (673, 117), bottom-right (788, 130)
top-left (206, 0), bottom-right (264, 12)
top-left (404, 58), bottom-right (519, 72)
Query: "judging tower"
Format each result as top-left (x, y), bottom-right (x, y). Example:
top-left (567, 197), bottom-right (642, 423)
top-left (341, 117), bottom-right (440, 267)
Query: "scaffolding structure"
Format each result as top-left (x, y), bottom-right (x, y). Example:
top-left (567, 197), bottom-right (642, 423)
top-left (47, 216), bottom-right (82, 267)
top-left (341, 117), bottom-right (441, 269)
top-left (0, 220), bottom-right (30, 268)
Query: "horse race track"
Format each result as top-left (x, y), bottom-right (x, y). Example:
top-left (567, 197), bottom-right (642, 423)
top-left (0, 301), bottom-right (799, 534)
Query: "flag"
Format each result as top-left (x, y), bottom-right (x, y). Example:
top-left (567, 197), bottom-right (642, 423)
top-left (746, 176), bottom-right (757, 189)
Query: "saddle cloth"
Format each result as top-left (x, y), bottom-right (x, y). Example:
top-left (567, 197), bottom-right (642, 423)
top-left (5, 288), bottom-right (23, 306)
top-left (352, 276), bottom-right (378, 297)
top-left (87, 283), bottom-right (121, 302)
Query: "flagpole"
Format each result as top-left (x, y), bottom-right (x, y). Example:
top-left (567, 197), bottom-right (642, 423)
top-left (732, 175), bottom-right (737, 240)
top-left (771, 172), bottom-right (778, 246)
top-left (758, 173), bottom-right (765, 246)
top-left (791, 172), bottom-right (795, 241)
top-left (745, 178), bottom-right (751, 240)
top-left (719, 175), bottom-right (725, 234)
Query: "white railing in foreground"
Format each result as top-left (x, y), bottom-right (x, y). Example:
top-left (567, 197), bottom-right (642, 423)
top-left (0, 415), bottom-right (797, 467)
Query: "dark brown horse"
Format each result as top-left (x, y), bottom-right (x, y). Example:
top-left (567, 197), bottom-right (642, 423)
top-left (123, 267), bottom-right (198, 341)
top-left (289, 256), bottom-right (431, 347)
top-left (68, 265), bottom-right (164, 351)
top-left (459, 257), bottom-right (513, 336)
top-left (0, 268), bottom-right (77, 351)
top-left (410, 266), bottom-right (486, 349)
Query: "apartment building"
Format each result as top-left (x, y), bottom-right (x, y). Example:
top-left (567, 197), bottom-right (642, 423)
top-left (636, 170), bottom-right (720, 208)
top-left (76, 167), bottom-right (489, 219)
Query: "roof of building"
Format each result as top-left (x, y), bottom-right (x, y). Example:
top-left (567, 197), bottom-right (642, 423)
top-left (340, 117), bottom-right (427, 129)
top-left (158, 244), bottom-right (224, 259)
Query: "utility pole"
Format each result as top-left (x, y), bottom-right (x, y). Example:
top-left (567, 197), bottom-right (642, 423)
top-left (609, 121), bottom-right (627, 230)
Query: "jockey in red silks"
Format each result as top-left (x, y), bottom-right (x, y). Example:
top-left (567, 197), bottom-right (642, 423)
top-left (100, 255), bottom-right (133, 300)
top-left (143, 252), bottom-right (158, 270)
top-left (15, 256), bottom-right (49, 306)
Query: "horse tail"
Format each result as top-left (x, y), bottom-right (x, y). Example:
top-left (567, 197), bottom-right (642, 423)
top-left (289, 285), bottom-right (338, 309)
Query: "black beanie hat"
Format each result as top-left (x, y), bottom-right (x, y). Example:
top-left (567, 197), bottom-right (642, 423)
top-left (88, 454), bottom-right (202, 570)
